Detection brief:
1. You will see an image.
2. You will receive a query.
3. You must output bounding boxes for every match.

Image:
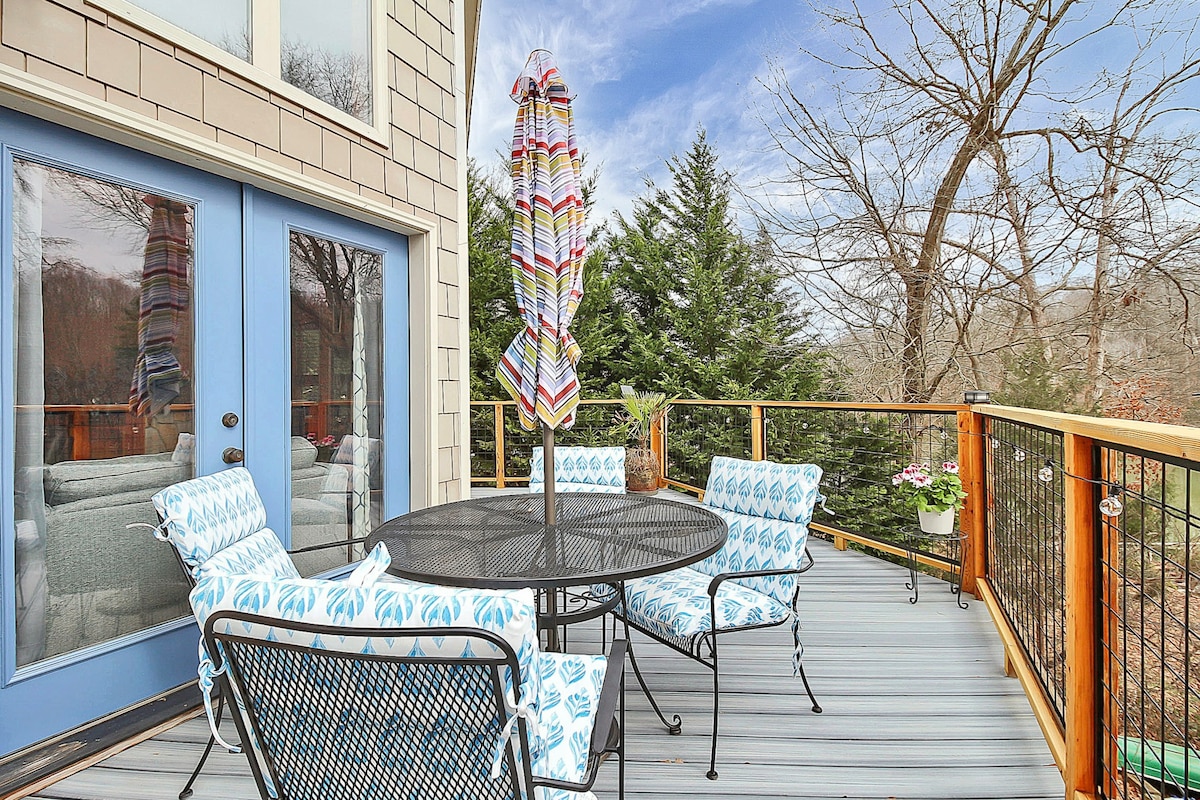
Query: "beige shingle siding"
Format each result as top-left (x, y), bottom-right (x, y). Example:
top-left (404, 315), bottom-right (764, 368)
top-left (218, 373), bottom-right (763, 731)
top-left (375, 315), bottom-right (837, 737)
top-left (0, 0), bottom-right (469, 502)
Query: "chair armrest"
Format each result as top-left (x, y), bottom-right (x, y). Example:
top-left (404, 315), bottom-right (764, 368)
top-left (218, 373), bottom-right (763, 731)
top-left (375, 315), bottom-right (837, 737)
top-left (531, 639), bottom-right (627, 794)
top-left (705, 559), bottom-right (811, 598)
top-left (589, 638), bottom-right (626, 755)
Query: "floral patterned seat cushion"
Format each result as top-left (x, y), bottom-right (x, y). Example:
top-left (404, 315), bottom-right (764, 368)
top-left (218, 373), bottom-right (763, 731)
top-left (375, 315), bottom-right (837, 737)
top-left (531, 652), bottom-right (609, 800)
top-left (529, 446), bottom-right (626, 493)
top-left (595, 566), bottom-right (792, 644)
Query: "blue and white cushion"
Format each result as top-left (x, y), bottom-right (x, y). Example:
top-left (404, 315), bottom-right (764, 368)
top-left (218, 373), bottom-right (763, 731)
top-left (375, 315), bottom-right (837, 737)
top-left (529, 446), bottom-right (625, 493)
top-left (152, 467), bottom-right (270, 574)
top-left (613, 457), bottom-right (822, 669)
top-left (595, 567), bottom-right (792, 642)
top-left (191, 528), bottom-right (299, 582)
top-left (532, 653), bottom-right (608, 800)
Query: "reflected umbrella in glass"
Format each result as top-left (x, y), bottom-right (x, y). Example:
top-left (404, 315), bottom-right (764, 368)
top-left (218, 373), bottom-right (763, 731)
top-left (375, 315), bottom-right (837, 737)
top-left (130, 196), bottom-right (191, 446)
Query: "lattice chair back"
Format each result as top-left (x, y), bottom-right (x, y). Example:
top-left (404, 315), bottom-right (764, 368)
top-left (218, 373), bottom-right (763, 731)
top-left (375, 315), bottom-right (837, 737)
top-left (192, 575), bottom-right (545, 800)
top-left (693, 456), bottom-right (823, 606)
top-left (528, 446), bottom-right (626, 493)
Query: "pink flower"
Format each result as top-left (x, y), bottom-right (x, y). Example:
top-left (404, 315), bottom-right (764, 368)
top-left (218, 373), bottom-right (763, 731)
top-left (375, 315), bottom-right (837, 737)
top-left (913, 474), bottom-right (933, 488)
top-left (892, 474), bottom-right (903, 486)
top-left (942, 461), bottom-right (959, 474)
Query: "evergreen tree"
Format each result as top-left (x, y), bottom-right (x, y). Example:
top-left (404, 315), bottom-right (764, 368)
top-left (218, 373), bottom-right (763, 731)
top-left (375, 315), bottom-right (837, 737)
top-left (606, 130), bottom-right (828, 400)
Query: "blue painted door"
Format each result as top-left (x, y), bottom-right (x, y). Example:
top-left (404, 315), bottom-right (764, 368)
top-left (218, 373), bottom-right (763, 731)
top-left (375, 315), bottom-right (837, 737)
top-left (0, 111), bottom-right (243, 756)
top-left (243, 189), bottom-right (409, 577)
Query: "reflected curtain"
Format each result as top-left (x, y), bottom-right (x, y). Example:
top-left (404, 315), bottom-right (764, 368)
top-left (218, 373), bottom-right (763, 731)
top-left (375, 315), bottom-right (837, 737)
top-left (14, 163), bottom-right (47, 667)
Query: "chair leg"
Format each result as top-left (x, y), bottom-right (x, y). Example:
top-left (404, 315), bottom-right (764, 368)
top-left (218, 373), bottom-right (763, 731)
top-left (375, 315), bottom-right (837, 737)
top-left (706, 635), bottom-right (720, 780)
top-left (179, 690), bottom-right (225, 800)
top-left (619, 614), bottom-right (682, 735)
top-left (799, 662), bottom-right (823, 714)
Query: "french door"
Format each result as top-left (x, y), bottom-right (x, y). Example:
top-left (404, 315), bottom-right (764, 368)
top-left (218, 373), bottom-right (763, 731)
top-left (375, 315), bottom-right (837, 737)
top-left (0, 110), bottom-right (244, 755)
top-left (0, 112), bottom-right (412, 759)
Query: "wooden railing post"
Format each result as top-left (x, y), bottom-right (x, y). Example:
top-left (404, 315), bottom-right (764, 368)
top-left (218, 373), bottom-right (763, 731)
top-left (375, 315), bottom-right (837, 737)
top-left (71, 409), bottom-right (91, 461)
top-left (494, 403), bottom-right (506, 489)
top-left (957, 409), bottom-right (986, 597)
top-left (750, 404), bottom-right (764, 461)
top-left (650, 415), bottom-right (665, 488)
top-left (1064, 432), bottom-right (1098, 800)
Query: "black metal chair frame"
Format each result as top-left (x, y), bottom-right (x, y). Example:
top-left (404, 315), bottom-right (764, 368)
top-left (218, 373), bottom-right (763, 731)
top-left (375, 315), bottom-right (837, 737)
top-left (607, 546), bottom-right (821, 781)
top-left (204, 611), bottom-right (626, 800)
top-left (157, 516), bottom-right (370, 800)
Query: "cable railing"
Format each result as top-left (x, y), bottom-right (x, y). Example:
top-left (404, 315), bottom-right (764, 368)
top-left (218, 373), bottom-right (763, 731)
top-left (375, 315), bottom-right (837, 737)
top-left (470, 398), bottom-right (1200, 799)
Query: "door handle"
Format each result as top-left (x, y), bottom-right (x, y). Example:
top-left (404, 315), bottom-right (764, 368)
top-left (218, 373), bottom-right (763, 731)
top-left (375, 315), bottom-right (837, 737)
top-left (222, 447), bottom-right (245, 464)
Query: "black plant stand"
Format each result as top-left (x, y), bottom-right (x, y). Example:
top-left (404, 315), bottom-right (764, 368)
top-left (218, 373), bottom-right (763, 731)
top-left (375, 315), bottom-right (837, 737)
top-left (902, 526), bottom-right (968, 608)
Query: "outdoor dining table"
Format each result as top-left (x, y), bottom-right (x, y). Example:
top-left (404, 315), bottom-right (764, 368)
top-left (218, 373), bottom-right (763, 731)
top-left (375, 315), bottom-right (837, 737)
top-left (366, 491), bottom-right (728, 650)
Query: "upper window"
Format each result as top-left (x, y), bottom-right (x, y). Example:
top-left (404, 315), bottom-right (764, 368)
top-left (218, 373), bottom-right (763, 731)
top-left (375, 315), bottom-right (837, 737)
top-left (125, 0), bottom-right (375, 126)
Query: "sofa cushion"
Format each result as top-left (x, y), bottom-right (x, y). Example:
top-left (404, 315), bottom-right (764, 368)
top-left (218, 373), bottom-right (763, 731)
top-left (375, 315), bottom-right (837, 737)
top-left (45, 459), bottom-right (189, 506)
top-left (290, 437), bottom-right (318, 470)
top-left (152, 468), bottom-right (268, 570)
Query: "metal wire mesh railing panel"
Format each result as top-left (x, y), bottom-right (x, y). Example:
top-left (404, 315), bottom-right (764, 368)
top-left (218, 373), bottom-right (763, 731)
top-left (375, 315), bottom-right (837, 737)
top-left (985, 419), bottom-right (1067, 728)
top-left (470, 405), bottom-right (499, 481)
top-left (765, 407), bottom-right (960, 562)
top-left (1098, 448), bottom-right (1200, 800)
top-left (502, 403), bottom-right (625, 485)
top-left (664, 403), bottom-right (752, 489)
top-left (224, 639), bottom-right (523, 800)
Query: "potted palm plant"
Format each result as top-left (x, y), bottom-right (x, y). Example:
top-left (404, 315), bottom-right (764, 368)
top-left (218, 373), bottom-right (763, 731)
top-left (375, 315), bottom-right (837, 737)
top-left (892, 461), bottom-right (968, 534)
top-left (614, 389), bottom-right (673, 493)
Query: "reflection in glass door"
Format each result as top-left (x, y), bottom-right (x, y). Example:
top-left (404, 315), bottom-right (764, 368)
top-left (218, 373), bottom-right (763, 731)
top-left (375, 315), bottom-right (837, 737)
top-left (14, 160), bottom-right (196, 666)
top-left (244, 188), bottom-right (409, 578)
top-left (289, 233), bottom-right (384, 575)
top-left (1, 110), bottom-right (244, 757)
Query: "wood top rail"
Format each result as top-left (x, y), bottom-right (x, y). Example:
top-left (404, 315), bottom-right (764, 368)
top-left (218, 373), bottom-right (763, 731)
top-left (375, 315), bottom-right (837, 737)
top-left (978, 404), bottom-right (1200, 462)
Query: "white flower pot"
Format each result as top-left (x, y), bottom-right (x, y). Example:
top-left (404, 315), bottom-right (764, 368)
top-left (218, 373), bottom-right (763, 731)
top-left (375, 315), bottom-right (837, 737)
top-left (918, 508), bottom-right (956, 535)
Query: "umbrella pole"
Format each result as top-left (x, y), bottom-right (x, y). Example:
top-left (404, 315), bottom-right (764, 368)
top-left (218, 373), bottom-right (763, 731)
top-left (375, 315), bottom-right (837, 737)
top-left (542, 422), bottom-right (556, 525)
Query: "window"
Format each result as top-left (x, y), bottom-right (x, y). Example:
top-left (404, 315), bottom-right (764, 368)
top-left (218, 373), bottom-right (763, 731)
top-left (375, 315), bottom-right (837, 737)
top-left (122, 0), bottom-right (377, 126)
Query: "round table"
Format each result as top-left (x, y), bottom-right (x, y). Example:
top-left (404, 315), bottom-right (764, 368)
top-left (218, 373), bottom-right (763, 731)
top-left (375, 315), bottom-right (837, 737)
top-left (367, 492), bottom-right (728, 647)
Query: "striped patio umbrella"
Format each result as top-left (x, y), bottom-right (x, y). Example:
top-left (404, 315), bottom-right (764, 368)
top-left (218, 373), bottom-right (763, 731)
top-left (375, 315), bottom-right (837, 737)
top-left (130, 196), bottom-right (190, 419)
top-left (497, 50), bottom-right (586, 524)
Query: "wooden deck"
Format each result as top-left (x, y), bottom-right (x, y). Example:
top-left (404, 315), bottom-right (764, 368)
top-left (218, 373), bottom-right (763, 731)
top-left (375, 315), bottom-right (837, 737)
top-left (29, 493), bottom-right (1063, 800)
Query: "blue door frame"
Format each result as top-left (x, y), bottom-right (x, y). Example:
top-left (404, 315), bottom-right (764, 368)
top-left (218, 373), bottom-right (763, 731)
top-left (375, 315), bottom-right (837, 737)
top-left (0, 112), bottom-right (411, 758)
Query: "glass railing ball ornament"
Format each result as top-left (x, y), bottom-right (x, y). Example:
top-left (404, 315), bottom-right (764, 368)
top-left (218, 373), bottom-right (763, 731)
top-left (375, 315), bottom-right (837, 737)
top-left (1014, 449), bottom-right (1027, 462)
top-left (1038, 460), bottom-right (1054, 483)
top-left (1099, 495), bottom-right (1123, 517)
top-left (991, 438), bottom-right (1000, 450)
top-left (862, 425), bottom-right (871, 434)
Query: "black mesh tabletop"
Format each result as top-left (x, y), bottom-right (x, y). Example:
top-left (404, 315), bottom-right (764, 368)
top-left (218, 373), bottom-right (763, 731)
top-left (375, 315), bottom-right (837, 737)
top-left (367, 493), bottom-right (728, 590)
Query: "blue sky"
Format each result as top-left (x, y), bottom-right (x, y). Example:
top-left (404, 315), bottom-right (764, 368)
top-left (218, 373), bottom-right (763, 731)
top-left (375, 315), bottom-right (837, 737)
top-left (468, 0), bottom-right (817, 224)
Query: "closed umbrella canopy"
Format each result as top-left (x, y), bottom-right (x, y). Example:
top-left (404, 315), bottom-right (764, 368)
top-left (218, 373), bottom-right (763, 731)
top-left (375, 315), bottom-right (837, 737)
top-left (497, 49), bottom-right (586, 434)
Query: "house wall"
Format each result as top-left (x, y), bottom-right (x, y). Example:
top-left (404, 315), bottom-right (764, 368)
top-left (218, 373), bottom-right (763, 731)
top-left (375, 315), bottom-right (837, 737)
top-left (0, 0), bottom-right (471, 504)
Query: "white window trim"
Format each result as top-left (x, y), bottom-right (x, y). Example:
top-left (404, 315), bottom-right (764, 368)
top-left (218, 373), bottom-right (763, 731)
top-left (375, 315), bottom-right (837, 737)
top-left (88, 0), bottom-right (390, 147)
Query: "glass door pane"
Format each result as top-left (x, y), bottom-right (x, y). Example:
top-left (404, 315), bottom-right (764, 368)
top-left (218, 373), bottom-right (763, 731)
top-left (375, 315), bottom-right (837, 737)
top-left (289, 232), bottom-right (384, 575)
top-left (13, 160), bottom-right (195, 666)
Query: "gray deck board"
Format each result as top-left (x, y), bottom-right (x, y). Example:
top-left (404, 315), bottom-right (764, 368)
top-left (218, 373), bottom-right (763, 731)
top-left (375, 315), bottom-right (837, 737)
top-left (31, 490), bottom-right (1063, 800)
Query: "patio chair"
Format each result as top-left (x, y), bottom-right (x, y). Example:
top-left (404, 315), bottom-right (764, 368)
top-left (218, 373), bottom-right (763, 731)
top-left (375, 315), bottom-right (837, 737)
top-left (599, 455), bottom-right (823, 780)
top-left (190, 573), bottom-right (626, 800)
top-left (145, 467), bottom-right (391, 799)
top-left (528, 446), bottom-right (625, 493)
